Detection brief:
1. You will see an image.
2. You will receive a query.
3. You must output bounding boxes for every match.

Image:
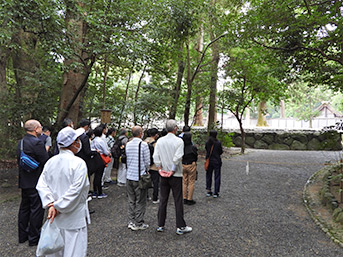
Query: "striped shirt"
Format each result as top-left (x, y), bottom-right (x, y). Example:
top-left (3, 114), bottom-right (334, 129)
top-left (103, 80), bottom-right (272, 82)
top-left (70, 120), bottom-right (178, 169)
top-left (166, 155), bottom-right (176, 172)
top-left (126, 137), bottom-right (150, 181)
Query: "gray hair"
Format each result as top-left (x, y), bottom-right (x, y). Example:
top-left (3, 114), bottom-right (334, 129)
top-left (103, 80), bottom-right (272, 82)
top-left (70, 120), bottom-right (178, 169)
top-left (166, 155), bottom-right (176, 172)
top-left (24, 120), bottom-right (40, 132)
top-left (132, 126), bottom-right (142, 137)
top-left (165, 119), bottom-right (177, 132)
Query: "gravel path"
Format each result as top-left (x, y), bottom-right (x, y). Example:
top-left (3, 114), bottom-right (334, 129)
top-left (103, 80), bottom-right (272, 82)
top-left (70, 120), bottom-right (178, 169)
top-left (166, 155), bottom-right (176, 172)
top-left (1, 149), bottom-right (343, 256)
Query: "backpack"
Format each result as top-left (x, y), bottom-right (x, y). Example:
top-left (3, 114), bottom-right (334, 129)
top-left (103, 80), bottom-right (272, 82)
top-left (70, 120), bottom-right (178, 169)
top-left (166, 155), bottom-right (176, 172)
top-left (111, 137), bottom-right (126, 163)
top-left (148, 140), bottom-right (157, 165)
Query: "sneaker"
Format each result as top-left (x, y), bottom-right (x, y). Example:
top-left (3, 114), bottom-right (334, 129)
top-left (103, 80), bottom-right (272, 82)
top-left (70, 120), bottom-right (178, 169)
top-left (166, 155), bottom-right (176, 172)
top-left (128, 222), bottom-right (134, 230)
top-left (176, 226), bottom-right (192, 235)
top-left (105, 180), bottom-right (116, 185)
top-left (131, 223), bottom-right (149, 231)
top-left (213, 194), bottom-right (219, 198)
top-left (102, 185), bottom-right (109, 190)
top-left (156, 226), bottom-right (165, 232)
top-left (206, 192), bottom-right (213, 197)
top-left (87, 196), bottom-right (92, 202)
top-left (97, 193), bottom-right (108, 199)
top-left (117, 182), bottom-right (126, 187)
top-left (152, 199), bottom-right (160, 204)
top-left (92, 192), bottom-right (98, 199)
top-left (187, 200), bottom-right (196, 205)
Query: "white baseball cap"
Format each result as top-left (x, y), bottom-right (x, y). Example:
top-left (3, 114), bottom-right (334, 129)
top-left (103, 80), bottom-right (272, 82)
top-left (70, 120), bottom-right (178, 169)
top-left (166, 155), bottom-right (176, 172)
top-left (57, 127), bottom-right (84, 147)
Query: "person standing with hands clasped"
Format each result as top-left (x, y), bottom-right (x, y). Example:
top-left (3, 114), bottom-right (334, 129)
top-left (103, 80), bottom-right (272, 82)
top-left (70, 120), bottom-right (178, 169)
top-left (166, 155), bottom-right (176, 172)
top-left (153, 120), bottom-right (192, 235)
top-left (205, 130), bottom-right (223, 198)
top-left (36, 126), bottom-right (90, 257)
top-left (125, 126), bottom-right (150, 230)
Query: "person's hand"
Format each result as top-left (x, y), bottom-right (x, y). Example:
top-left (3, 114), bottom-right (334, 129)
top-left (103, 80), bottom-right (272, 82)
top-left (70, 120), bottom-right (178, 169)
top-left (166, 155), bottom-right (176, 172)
top-left (159, 170), bottom-right (174, 177)
top-left (47, 203), bottom-right (59, 223)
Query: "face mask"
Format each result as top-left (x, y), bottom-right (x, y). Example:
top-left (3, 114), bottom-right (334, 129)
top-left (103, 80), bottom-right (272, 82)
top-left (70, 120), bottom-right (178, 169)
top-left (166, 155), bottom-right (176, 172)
top-left (73, 141), bottom-right (82, 154)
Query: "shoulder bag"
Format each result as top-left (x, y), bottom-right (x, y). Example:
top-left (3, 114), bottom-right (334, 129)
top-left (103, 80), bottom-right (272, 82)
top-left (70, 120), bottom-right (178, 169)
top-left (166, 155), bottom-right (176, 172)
top-left (138, 142), bottom-right (152, 189)
top-left (204, 144), bottom-right (214, 171)
top-left (19, 139), bottom-right (40, 172)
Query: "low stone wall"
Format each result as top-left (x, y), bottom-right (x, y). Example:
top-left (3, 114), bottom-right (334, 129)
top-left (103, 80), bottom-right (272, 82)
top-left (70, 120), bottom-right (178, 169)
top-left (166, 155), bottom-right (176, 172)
top-left (230, 129), bottom-right (342, 151)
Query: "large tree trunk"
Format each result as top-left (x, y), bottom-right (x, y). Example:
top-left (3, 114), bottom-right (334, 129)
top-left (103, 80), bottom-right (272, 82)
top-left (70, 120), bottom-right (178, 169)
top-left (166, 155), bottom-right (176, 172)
top-left (169, 44), bottom-right (185, 119)
top-left (280, 100), bottom-right (285, 118)
top-left (207, 40), bottom-right (219, 130)
top-left (57, 2), bottom-right (91, 125)
top-left (0, 48), bottom-right (9, 93)
top-left (184, 42), bottom-right (192, 126)
top-left (193, 96), bottom-right (204, 126)
top-left (118, 66), bottom-right (133, 128)
top-left (12, 29), bottom-right (40, 121)
top-left (256, 101), bottom-right (268, 127)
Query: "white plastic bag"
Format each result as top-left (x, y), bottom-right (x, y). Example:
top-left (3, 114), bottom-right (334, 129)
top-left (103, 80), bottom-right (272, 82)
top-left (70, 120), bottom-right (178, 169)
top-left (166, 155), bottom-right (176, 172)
top-left (36, 220), bottom-right (64, 256)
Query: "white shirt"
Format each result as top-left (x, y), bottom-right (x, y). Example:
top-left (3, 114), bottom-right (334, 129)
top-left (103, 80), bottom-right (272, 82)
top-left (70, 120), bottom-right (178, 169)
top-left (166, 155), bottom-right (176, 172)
top-left (36, 149), bottom-right (90, 229)
top-left (91, 136), bottom-right (109, 155)
top-left (126, 138), bottom-right (150, 181)
top-left (153, 133), bottom-right (184, 177)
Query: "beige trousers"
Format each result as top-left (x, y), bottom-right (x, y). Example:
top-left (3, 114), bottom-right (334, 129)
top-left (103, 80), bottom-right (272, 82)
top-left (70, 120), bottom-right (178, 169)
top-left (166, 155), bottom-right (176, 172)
top-left (182, 162), bottom-right (197, 200)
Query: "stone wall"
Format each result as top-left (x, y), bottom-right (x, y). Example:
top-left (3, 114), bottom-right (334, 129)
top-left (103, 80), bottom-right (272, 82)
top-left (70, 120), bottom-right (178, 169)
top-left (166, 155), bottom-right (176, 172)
top-left (230, 129), bottom-right (342, 150)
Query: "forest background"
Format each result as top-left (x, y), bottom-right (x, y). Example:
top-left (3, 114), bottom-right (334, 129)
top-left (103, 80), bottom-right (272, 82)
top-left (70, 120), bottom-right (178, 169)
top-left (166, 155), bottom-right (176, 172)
top-left (0, 0), bottom-right (342, 158)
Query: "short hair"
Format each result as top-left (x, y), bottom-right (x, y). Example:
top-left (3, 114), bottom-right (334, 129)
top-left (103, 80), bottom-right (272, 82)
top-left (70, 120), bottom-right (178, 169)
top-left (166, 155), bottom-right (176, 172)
top-left (161, 128), bottom-right (168, 137)
top-left (62, 118), bottom-right (73, 128)
top-left (149, 128), bottom-right (159, 137)
top-left (119, 128), bottom-right (128, 136)
top-left (166, 120), bottom-right (177, 132)
top-left (94, 126), bottom-right (103, 137)
top-left (106, 128), bottom-right (116, 137)
top-left (182, 132), bottom-right (192, 145)
top-left (182, 125), bottom-right (191, 132)
top-left (209, 130), bottom-right (217, 138)
top-left (79, 119), bottom-right (91, 128)
top-left (132, 126), bottom-right (142, 137)
top-left (42, 126), bottom-right (51, 132)
top-left (24, 120), bottom-right (40, 132)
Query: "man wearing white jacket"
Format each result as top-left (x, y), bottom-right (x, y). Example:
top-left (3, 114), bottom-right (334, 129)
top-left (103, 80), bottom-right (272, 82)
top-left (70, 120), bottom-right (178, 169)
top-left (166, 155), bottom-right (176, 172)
top-left (36, 126), bottom-right (90, 257)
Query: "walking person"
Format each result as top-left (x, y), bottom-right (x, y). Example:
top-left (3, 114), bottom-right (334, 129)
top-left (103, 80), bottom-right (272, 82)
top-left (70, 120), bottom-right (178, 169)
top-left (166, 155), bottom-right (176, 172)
top-left (36, 126), bottom-right (90, 257)
top-left (144, 128), bottom-right (160, 204)
top-left (17, 120), bottom-right (49, 246)
top-left (205, 130), bottom-right (223, 198)
top-left (153, 120), bottom-right (192, 235)
top-left (117, 128), bottom-right (129, 186)
top-left (182, 132), bottom-right (198, 205)
top-left (126, 126), bottom-right (150, 230)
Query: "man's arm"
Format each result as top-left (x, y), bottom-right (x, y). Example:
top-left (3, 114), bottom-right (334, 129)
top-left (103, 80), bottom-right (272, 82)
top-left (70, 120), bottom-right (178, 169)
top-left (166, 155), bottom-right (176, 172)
top-left (172, 139), bottom-right (184, 169)
top-left (142, 142), bottom-right (150, 170)
top-left (153, 141), bottom-right (161, 168)
top-left (34, 139), bottom-right (49, 166)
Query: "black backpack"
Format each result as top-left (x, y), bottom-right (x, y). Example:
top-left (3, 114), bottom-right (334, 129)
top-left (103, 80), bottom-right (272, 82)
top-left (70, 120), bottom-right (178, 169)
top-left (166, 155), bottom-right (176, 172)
top-left (111, 137), bottom-right (125, 161)
top-left (148, 140), bottom-right (157, 165)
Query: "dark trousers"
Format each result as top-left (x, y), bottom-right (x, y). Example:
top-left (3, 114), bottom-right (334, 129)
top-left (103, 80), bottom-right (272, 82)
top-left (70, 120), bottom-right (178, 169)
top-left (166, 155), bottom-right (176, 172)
top-left (92, 153), bottom-right (105, 195)
top-left (206, 163), bottom-right (221, 195)
top-left (18, 188), bottom-right (44, 244)
top-left (158, 176), bottom-right (186, 228)
top-left (149, 170), bottom-right (160, 201)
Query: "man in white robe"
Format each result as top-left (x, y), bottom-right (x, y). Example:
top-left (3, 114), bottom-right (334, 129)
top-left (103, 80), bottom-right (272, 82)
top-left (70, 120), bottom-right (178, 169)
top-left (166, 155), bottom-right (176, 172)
top-left (36, 126), bottom-right (90, 257)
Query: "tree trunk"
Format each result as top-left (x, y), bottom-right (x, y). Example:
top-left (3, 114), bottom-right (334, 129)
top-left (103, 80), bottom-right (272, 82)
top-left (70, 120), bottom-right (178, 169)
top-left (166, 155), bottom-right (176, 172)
top-left (0, 48), bottom-right (9, 93)
top-left (256, 101), bottom-right (268, 127)
top-left (184, 41), bottom-right (192, 126)
top-left (118, 66), bottom-right (133, 128)
top-left (169, 44), bottom-right (185, 119)
top-left (280, 100), bottom-right (285, 118)
top-left (193, 96), bottom-right (204, 126)
top-left (12, 29), bottom-right (40, 121)
top-left (133, 66), bottom-right (146, 125)
top-left (57, 1), bottom-right (91, 125)
top-left (237, 115), bottom-right (245, 154)
top-left (207, 40), bottom-right (219, 130)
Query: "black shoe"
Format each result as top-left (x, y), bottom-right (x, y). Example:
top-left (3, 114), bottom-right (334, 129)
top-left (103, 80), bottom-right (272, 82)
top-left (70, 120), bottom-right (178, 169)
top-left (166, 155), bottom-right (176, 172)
top-left (184, 199), bottom-right (189, 205)
top-left (19, 238), bottom-right (28, 244)
top-left (89, 209), bottom-right (95, 214)
top-left (29, 241), bottom-right (38, 246)
top-left (187, 200), bottom-right (196, 205)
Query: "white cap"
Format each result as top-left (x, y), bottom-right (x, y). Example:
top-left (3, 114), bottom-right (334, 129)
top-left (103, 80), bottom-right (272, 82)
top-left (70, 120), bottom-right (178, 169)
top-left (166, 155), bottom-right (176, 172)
top-left (57, 127), bottom-right (84, 147)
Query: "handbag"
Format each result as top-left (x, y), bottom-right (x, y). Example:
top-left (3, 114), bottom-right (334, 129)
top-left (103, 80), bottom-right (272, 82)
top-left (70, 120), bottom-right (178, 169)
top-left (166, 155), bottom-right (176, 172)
top-left (36, 220), bottom-right (64, 256)
top-left (100, 154), bottom-right (111, 166)
top-left (138, 142), bottom-right (152, 189)
top-left (19, 140), bottom-right (40, 172)
top-left (204, 145), bottom-right (214, 171)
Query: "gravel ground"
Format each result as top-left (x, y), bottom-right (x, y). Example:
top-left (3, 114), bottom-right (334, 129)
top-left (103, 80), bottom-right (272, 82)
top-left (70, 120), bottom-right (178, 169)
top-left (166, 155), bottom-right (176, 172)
top-left (1, 149), bottom-right (343, 256)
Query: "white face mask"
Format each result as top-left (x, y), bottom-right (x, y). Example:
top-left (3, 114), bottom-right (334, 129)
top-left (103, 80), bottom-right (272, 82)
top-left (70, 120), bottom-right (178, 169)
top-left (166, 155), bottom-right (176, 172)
top-left (73, 141), bottom-right (82, 154)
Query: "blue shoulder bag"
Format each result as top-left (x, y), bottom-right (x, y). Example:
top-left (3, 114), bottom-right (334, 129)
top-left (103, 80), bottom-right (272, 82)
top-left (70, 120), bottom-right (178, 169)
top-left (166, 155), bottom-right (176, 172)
top-left (19, 140), bottom-right (40, 172)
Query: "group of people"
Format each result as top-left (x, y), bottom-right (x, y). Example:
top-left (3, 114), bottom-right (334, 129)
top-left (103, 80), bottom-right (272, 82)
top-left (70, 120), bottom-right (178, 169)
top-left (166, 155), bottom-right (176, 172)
top-left (17, 118), bottom-right (223, 256)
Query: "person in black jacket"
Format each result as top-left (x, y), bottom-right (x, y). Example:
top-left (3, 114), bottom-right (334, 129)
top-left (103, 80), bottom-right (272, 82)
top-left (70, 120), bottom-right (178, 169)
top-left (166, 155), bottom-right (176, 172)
top-left (205, 130), bottom-right (223, 198)
top-left (182, 132), bottom-right (198, 205)
top-left (17, 119), bottom-right (49, 246)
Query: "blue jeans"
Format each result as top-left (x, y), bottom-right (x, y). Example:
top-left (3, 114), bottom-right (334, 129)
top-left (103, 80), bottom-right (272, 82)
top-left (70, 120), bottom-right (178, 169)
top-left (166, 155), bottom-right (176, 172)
top-left (206, 162), bottom-right (221, 195)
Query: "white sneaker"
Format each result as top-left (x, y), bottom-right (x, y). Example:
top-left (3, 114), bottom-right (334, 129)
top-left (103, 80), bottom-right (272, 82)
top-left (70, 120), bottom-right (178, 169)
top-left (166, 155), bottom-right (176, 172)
top-left (152, 199), bottom-right (160, 204)
top-left (131, 223), bottom-right (149, 231)
top-left (128, 222), bottom-right (134, 229)
top-left (176, 226), bottom-right (192, 235)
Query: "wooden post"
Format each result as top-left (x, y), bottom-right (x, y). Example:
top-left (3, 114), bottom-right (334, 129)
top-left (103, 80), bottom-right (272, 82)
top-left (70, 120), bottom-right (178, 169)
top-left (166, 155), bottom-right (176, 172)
top-left (101, 109), bottom-right (111, 124)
